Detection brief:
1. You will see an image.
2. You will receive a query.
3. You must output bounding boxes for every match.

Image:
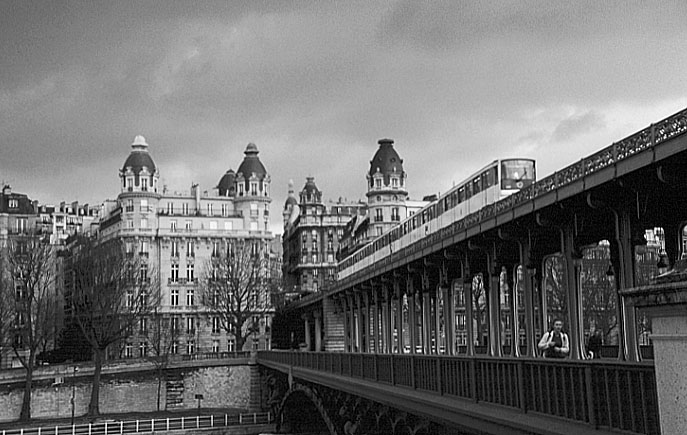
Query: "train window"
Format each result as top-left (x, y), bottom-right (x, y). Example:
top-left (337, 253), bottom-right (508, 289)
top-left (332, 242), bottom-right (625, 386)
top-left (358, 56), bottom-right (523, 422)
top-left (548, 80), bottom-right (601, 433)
top-left (465, 183), bottom-right (473, 199)
top-left (472, 177), bottom-right (482, 194)
top-left (501, 159), bottom-right (536, 190)
top-left (486, 167), bottom-right (497, 187)
top-left (458, 187), bottom-right (465, 203)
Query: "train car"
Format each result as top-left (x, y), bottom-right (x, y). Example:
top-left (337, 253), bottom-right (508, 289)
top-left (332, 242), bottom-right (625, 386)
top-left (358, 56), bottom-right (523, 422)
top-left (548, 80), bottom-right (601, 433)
top-left (337, 158), bottom-right (535, 282)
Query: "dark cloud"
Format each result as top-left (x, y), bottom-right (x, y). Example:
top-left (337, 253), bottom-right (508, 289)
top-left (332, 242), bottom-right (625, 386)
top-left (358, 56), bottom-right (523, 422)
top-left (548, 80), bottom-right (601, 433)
top-left (1, 1), bottom-right (687, 234)
top-left (552, 111), bottom-right (605, 143)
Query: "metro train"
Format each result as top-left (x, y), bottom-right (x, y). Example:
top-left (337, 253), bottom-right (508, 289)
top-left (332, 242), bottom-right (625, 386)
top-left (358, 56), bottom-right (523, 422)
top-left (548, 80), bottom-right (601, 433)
top-left (338, 158), bottom-right (536, 281)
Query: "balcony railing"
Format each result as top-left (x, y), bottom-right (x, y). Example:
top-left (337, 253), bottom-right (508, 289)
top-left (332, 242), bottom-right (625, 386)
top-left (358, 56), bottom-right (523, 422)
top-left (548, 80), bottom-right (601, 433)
top-left (257, 351), bottom-right (660, 435)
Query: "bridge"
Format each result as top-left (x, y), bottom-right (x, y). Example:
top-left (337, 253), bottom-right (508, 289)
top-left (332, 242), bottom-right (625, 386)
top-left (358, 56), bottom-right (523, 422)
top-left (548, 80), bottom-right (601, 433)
top-left (258, 107), bottom-right (687, 434)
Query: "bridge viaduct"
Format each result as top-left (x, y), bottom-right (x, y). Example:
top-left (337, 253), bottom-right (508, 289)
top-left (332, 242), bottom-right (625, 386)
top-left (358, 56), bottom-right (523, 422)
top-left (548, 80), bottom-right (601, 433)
top-left (257, 108), bottom-right (687, 434)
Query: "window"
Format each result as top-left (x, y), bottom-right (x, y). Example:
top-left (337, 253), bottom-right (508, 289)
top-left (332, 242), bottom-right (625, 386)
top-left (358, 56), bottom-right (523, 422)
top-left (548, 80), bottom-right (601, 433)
top-left (139, 318), bottom-right (147, 334)
top-left (186, 288), bottom-right (194, 306)
top-left (140, 263), bottom-right (148, 282)
top-left (182, 203), bottom-right (189, 215)
top-left (212, 340), bottom-right (220, 353)
top-left (250, 182), bottom-right (258, 196)
top-left (228, 339), bottom-right (236, 353)
top-left (375, 208), bottom-right (383, 222)
top-left (127, 219), bottom-right (134, 229)
top-left (186, 317), bottom-right (195, 334)
top-left (185, 220), bottom-right (192, 230)
top-left (8, 199), bottom-right (18, 208)
top-left (141, 178), bottom-right (148, 191)
top-left (171, 264), bottom-right (179, 283)
top-left (392, 207), bottom-right (400, 221)
top-left (171, 341), bottom-right (178, 355)
top-left (171, 241), bottom-right (179, 257)
top-left (238, 183), bottom-right (244, 196)
top-left (171, 289), bottom-right (179, 306)
top-left (140, 241), bottom-right (148, 256)
top-left (126, 290), bottom-right (134, 307)
top-left (167, 202), bottom-right (174, 214)
top-left (126, 199), bottom-right (134, 212)
top-left (212, 317), bottom-right (221, 334)
top-left (140, 199), bottom-right (148, 212)
top-left (186, 241), bottom-right (194, 257)
top-left (125, 344), bottom-right (133, 358)
top-left (126, 177), bottom-right (133, 191)
top-left (375, 178), bottom-right (382, 188)
top-left (207, 203), bottom-right (213, 215)
top-left (221, 204), bottom-right (228, 216)
top-left (187, 264), bottom-right (195, 282)
top-left (140, 218), bottom-right (148, 229)
top-left (392, 177), bottom-right (398, 187)
top-left (139, 342), bottom-right (147, 357)
top-left (212, 241), bottom-right (220, 257)
top-left (187, 340), bottom-right (195, 354)
top-left (171, 316), bottom-right (180, 334)
top-left (170, 220), bottom-right (177, 231)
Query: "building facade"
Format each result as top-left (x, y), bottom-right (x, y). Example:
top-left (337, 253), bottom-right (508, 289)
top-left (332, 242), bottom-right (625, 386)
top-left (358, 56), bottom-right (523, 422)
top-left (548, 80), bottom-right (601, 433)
top-left (282, 178), bottom-right (365, 296)
top-left (96, 136), bottom-right (274, 357)
top-left (338, 138), bottom-right (428, 260)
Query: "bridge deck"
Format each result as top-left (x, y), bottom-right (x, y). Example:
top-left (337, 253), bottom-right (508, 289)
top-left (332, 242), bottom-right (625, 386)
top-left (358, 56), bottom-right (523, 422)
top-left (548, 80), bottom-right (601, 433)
top-left (259, 351), bottom-right (659, 435)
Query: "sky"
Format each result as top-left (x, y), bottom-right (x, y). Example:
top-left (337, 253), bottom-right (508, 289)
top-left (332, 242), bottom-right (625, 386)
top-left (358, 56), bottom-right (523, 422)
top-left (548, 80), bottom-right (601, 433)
top-left (2, 1), bottom-right (687, 235)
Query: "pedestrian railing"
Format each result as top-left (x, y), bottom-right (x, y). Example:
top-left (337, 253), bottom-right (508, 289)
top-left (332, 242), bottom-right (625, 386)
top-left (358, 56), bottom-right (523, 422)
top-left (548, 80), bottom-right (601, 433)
top-left (0, 412), bottom-right (272, 435)
top-left (258, 351), bottom-right (660, 435)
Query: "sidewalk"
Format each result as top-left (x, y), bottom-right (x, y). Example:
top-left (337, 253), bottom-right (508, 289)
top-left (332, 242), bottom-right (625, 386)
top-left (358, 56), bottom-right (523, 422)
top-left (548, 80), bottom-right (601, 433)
top-left (0, 407), bottom-right (248, 431)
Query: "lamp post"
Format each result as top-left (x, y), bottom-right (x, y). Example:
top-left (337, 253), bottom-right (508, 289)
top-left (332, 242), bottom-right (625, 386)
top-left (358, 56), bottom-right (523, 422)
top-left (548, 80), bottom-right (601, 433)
top-left (70, 366), bottom-right (79, 426)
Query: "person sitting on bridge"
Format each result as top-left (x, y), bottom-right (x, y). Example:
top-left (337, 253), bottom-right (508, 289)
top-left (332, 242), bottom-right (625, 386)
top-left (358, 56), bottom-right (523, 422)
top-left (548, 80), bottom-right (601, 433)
top-left (538, 319), bottom-right (569, 358)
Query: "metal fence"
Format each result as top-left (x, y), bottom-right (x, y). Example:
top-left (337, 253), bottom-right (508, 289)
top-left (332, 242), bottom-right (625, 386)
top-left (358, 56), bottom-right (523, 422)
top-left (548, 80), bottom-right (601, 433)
top-left (258, 351), bottom-right (660, 435)
top-left (0, 412), bottom-right (272, 435)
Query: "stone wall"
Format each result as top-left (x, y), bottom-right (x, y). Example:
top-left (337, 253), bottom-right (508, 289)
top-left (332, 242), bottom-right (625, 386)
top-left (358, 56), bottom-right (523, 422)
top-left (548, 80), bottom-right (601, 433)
top-left (0, 364), bottom-right (252, 422)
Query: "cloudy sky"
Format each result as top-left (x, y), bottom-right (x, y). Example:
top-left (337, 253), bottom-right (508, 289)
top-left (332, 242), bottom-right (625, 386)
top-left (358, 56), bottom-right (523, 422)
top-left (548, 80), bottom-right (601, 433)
top-left (2, 1), bottom-right (687, 235)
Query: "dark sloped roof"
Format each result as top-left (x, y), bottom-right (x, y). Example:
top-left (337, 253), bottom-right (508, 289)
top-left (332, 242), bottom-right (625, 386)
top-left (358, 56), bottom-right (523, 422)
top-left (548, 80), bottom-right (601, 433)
top-left (217, 169), bottom-right (236, 196)
top-left (302, 177), bottom-right (320, 195)
top-left (369, 138), bottom-right (404, 176)
top-left (122, 151), bottom-right (156, 174)
top-left (122, 136), bottom-right (156, 174)
top-left (236, 143), bottom-right (267, 179)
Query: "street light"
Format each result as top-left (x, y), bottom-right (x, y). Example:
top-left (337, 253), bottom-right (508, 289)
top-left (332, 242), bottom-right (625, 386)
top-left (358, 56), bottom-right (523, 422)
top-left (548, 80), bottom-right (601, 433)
top-left (70, 366), bottom-right (79, 426)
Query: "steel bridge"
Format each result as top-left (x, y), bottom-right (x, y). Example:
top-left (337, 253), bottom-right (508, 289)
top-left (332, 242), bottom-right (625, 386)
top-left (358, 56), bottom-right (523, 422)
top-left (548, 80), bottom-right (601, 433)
top-left (257, 107), bottom-right (687, 434)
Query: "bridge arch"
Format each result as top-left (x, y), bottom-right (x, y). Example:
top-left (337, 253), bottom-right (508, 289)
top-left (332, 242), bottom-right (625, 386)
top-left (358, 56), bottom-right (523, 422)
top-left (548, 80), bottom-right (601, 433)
top-left (276, 383), bottom-right (339, 435)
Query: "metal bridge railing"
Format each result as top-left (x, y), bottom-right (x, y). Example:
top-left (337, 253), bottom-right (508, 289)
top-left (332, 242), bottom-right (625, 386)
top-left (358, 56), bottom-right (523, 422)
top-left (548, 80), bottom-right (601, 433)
top-left (0, 412), bottom-right (272, 435)
top-left (258, 351), bottom-right (659, 435)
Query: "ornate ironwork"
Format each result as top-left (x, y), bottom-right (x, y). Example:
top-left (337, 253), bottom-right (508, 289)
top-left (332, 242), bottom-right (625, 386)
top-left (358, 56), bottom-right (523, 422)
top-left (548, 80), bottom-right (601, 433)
top-left (343, 107), bottom-right (687, 288)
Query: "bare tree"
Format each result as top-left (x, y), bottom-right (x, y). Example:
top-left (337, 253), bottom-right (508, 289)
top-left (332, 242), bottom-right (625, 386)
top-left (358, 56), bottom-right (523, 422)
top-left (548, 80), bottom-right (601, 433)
top-left (196, 238), bottom-right (272, 352)
top-left (1, 234), bottom-right (59, 421)
top-left (146, 309), bottom-right (181, 411)
top-left (67, 236), bottom-right (160, 417)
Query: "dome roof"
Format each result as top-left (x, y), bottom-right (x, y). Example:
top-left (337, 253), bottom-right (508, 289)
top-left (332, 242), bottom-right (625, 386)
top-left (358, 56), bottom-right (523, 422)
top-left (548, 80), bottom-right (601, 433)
top-left (299, 176), bottom-right (322, 204)
top-left (236, 143), bottom-right (267, 180)
top-left (122, 135), bottom-right (156, 175)
top-left (302, 176), bottom-right (320, 195)
top-left (369, 138), bottom-right (403, 177)
top-left (217, 169), bottom-right (236, 196)
top-left (284, 179), bottom-right (298, 208)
